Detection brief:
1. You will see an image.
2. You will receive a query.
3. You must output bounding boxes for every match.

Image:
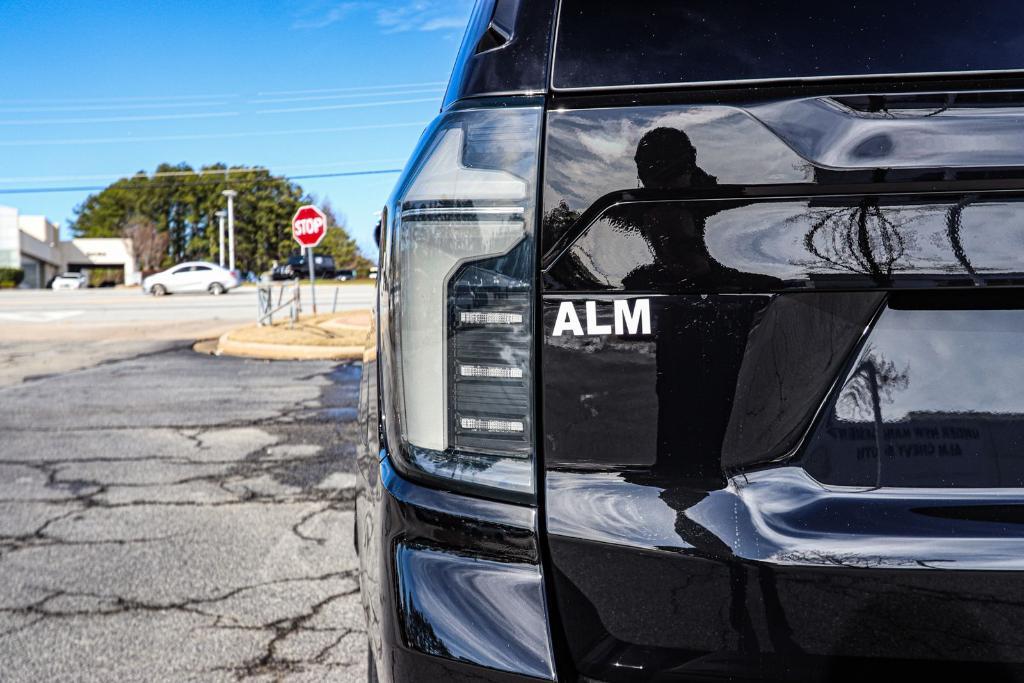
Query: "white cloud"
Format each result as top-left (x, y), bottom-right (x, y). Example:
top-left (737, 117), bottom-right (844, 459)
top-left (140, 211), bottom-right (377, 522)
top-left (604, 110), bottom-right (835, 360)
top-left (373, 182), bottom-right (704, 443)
top-left (375, 0), bottom-right (474, 33)
top-left (291, 2), bottom-right (365, 29)
top-left (292, 0), bottom-right (473, 33)
top-left (418, 15), bottom-right (471, 32)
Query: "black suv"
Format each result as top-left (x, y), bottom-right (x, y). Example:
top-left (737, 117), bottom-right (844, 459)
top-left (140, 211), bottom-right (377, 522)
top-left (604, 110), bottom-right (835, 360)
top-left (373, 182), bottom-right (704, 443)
top-left (272, 253), bottom-right (336, 280)
top-left (357, 2), bottom-right (1024, 680)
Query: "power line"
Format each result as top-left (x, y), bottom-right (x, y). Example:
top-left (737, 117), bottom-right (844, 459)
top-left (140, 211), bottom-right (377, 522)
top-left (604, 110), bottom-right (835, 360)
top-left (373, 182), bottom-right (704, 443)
top-left (250, 87), bottom-right (443, 105)
top-left (3, 80), bottom-right (447, 106)
top-left (0, 168), bottom-right (404, 195)
top-left (291, 169), bottom-right (403, 180)
top-left (0, 158), bottom-right (409, 184)
top-left (0, 94), bottom-right (437, 127)
top-left (0, 111), bottom-right (240, 127)
top-left (0, 100), bottom-right (232, 115)
top-left (0, 120), bottom-right (428, 147)
top-left (256, 96), bottom-right (439, 115)
top-left (0, 88), bottom-right (437, 114)
top-left (1, 93), bottom-right (232, 106)
top-left (256, 80), bottom-right (447, 97)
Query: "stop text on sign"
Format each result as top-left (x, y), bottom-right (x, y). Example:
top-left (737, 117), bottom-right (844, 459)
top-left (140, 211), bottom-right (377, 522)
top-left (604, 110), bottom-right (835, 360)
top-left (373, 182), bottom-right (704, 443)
top-left (294, 217), bottom-right (323, 235)
top-left (291, 205), bottom-right (328, 248)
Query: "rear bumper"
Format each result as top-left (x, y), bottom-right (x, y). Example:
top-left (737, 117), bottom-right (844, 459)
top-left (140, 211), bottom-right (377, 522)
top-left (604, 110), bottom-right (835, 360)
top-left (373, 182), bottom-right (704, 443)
top-left (358, 455), bottom-right (556, 683)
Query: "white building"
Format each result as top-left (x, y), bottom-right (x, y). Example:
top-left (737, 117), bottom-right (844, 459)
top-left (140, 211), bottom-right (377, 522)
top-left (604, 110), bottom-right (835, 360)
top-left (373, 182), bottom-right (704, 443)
top-left (0, 205), bottom-right (138, 288)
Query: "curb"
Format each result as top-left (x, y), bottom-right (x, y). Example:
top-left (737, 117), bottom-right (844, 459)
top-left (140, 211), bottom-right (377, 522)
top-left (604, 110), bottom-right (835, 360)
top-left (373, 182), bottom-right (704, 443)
top-left (215, 331), bottom-right (363, 361)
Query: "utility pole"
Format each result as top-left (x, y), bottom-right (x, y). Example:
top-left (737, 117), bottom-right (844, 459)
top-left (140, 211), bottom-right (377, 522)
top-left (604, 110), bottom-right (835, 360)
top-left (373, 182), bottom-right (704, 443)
top-left (222, 189), bottom-right (238, 272)
top-left (215, 210), bottom-right (227, 268)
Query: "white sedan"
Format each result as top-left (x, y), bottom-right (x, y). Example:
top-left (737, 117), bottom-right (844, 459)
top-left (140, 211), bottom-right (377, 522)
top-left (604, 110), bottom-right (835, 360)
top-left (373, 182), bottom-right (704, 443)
top-left (51, 272), bottom-right (88, 290)
top-left (142, 262), bottom-right (240, 296)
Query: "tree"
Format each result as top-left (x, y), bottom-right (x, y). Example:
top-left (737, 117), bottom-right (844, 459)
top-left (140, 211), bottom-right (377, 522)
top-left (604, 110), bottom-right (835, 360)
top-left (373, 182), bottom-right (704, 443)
top-left (69, 164), bottom-right (373, 275)
top-left (799, 199), bottom-right (916, 282)
top-left (122, 215), bottom-right (168, 272)
top-left (308, 199), bottom-right (376, 276)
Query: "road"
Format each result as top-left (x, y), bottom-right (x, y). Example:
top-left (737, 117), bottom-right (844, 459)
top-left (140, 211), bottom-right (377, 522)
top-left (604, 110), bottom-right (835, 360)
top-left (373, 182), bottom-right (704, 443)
top-left (0, 286), bottom-right (374, 386)
top-left (0, 286), bottom-right (374, 681)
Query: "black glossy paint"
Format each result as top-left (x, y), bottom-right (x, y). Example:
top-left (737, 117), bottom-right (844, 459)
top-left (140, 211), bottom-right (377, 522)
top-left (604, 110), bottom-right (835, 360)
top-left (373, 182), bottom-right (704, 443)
top-left (361, 3), bottom-right (1024, 679)
top-left (356, 453), bottom-right (555, 682)
top-left (547, 464), bottom-right (1024, 680)
top-left (442, 0), bottom-right (555, 109)
top-left (541, 92), bottom-right (1024, 680)
top-left (545, 196), bottom-right (1024, 293)
top-left (553, 0), bottom-right (1024, 90)
top-left (395, 543), bottom-right (554, 679)
top-left (542, 294), bottom-right (769, 481)
top-left (542, 99), bottom-right (1024, 259)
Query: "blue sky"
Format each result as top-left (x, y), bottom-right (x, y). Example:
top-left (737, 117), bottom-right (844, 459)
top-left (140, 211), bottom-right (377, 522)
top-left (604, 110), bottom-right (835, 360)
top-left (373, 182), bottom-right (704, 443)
top-left (0, 0), bottom-right (476, 255)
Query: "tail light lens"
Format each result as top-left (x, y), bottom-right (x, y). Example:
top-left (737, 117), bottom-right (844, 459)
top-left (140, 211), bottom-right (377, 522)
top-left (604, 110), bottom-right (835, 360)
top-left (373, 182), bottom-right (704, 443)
top-left (379, 105), bottom-right (540, 501)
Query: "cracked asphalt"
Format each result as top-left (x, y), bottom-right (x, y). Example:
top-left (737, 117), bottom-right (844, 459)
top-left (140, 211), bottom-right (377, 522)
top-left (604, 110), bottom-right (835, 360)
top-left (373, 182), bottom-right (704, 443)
top-left (0, 347), bottom-right (367, 681)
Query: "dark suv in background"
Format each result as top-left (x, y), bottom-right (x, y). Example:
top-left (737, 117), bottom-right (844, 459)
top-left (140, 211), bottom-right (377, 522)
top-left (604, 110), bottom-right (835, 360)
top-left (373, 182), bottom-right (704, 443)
top-left (357, 1), bottom-right (1024, 680)
top-left (271, 252), bottom-right (336, 280)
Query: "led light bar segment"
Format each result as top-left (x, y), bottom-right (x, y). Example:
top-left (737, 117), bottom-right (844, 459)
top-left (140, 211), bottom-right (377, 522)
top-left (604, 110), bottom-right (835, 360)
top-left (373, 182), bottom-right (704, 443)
top-left (460, 417), bottom-right (526, 433)
top-left (459, 364), bottom-right (524, 379)
top-left (459, 311), bottom-right (524, 325)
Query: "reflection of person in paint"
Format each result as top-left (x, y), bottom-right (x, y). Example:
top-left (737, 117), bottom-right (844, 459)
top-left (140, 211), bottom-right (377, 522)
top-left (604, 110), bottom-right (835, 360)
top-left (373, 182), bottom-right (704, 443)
top-left (618, 127), bottom-right (721, 289)
top-left (624, 127), bottom-right (737, 481)
top-left (627, 129), bottom-right (801, 656)
top-left (634, 126), bottom-right (718, 190)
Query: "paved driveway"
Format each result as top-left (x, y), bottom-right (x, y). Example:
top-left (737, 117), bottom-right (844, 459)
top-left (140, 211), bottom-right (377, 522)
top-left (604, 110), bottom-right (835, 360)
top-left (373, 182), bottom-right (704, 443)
top-left (0, 349), bottom-right (366, 681)
top-left (0, 286), bottom-right (374, 386)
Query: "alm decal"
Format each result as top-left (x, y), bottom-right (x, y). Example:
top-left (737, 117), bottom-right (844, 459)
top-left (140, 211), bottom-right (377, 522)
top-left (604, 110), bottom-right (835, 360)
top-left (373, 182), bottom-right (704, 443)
top-left (551, 299), bottom-right (651, 337)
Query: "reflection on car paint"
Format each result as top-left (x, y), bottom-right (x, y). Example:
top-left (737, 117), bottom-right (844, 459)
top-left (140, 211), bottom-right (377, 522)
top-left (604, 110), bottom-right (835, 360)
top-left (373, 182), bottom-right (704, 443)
top-left (547, 197), bottom-right (1024, 293)
top-left (541, 95), bottom-right (1024, 680)
top-left (395, 544), bottom-right (556, 680)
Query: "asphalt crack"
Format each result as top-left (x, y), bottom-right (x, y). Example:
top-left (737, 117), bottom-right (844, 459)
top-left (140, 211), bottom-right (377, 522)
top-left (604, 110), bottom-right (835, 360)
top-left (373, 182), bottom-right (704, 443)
top-left (0, 353), bottom-right (366, 680)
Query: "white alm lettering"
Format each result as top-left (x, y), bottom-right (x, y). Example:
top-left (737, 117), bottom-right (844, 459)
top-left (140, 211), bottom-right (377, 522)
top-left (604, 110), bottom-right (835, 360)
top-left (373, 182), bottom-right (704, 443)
top-left (552, 301), bottom-right (584, 336)
top-left (585, 301), bottom-right (612, 335)
top-left (614, 298), bottom-right (651, 335)
top-left (552, 299), bottom-right (651, 337)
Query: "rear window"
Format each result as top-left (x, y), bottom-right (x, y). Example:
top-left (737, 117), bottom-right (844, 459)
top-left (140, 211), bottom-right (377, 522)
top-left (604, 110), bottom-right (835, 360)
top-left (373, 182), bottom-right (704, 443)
top-left (554, 0), bottom-right (1024, 90)
top-left (802, 296), bottom-right (1024, 488)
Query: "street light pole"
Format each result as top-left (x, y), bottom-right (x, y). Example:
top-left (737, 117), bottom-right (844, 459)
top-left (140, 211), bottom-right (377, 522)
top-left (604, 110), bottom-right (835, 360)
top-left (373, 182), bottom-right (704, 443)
top-left (215, 210), bottom-right (227, 268)
top-left (222, 190), bottom-right (238, 273)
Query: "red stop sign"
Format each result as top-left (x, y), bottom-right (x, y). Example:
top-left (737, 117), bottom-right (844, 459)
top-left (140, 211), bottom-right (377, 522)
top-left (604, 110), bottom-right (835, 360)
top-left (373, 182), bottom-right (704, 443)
top-left (291, 205), bottom-right (328, 248)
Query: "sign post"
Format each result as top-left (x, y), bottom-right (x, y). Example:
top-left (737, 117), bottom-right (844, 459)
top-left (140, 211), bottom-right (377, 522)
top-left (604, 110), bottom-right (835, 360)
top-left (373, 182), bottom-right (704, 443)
top-left (307, 246), bottom-right (317, 314)
top-left (291, 205), bottom-right (328, 317)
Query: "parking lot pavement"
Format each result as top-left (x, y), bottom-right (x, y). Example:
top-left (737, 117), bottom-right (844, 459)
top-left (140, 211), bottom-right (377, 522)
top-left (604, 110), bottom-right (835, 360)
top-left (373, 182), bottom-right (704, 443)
top-left (0, 286), bottom-right (375, 386)
top-left (0, 348), bottom-right (367, 681)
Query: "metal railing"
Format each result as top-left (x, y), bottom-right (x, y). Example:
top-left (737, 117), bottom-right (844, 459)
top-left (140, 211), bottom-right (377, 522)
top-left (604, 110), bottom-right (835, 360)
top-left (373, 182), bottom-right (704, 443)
top-left (257, 282), bottom-right (301, 326)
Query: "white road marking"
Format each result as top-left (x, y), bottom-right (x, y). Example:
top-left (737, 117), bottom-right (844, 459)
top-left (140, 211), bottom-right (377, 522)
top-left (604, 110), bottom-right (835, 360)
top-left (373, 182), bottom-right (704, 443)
top-left (0, 310), bottom-right (85, 323)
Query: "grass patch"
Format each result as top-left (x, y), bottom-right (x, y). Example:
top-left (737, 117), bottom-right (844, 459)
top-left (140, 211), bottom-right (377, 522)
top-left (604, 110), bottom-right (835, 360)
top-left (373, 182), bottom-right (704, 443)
top-left (228, 310), bottom-right (370, 347)
top-left (241, 278), bottom-right (375, 288)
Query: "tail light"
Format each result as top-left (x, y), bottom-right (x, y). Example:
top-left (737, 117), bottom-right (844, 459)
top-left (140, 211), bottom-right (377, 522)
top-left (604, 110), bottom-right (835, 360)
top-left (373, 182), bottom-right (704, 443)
top-left (379, 105), bottom-right (541, 501)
